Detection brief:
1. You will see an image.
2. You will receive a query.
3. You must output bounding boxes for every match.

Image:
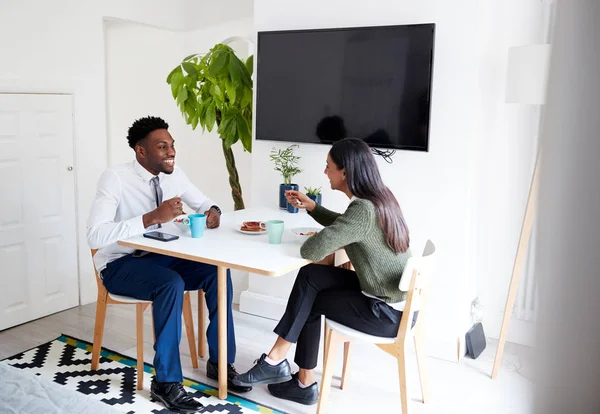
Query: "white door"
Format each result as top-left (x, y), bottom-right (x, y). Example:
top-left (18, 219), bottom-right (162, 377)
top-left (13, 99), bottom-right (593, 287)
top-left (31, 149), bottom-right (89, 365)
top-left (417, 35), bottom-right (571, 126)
top-left (0, 94), bottom-right (79, 330)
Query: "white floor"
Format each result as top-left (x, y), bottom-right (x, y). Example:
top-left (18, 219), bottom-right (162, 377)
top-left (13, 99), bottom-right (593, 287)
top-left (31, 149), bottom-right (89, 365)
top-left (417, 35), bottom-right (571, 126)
top-left (0, 301), bottom-right (534, 414)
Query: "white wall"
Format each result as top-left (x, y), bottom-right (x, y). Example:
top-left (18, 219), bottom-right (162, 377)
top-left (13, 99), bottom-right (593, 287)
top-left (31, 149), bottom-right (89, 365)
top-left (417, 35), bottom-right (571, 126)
top-left (185, 0), bottom-right (254, 31)
top-left (105, 21), bottom-right (186, 166)
top-left (1, 0), bottom-right (546, 350)
top-left (106, 17), bottom-right (254, 211)
top-left (252, 0), bottom-right (547, 356)
top-left (0, 0), bottom-right (252, 306)
top-left (473, 0), bottom-right (546, 345)
top-left (105, 17), bottom-right (254, 302)
top-left (253, 0), bottom-right (481, 358)
top-left (0, 0), bottom-right (190, 306)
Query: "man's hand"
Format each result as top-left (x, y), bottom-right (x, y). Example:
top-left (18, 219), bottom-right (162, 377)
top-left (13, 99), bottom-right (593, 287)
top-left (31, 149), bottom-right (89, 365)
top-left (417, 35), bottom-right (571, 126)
top-left (143, 196), bottom-right (183, 228)
top-left (204, 207), bottom-right (221, 229)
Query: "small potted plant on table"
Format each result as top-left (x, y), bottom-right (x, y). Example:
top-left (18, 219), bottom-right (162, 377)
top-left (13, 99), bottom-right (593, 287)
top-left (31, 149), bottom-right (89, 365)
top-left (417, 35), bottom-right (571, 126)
top-left (304, 186), bottom-right (322, 205)
top-left (270, 144), bottom-right (302, 210)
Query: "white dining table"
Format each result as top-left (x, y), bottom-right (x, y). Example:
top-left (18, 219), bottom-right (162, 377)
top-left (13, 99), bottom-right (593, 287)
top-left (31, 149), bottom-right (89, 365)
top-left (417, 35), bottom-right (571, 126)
top-left (117, 206), bottom-right (324, 399)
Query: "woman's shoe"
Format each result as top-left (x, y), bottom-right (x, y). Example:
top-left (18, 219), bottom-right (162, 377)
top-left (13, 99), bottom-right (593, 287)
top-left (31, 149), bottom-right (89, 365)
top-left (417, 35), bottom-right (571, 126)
top-left (231, 353), bottom-right (292, 387)
top-left (268, 373), bottom-right (318, 405)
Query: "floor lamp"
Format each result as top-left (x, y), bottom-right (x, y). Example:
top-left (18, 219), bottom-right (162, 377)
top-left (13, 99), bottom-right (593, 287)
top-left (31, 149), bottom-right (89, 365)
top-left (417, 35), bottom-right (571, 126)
top-left (492, 44), bottom-right (551, 379)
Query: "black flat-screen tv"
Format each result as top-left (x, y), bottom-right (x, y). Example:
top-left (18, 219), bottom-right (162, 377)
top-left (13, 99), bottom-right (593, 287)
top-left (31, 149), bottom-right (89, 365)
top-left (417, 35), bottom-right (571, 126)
top-left (256, 23), bottom-right (435, 152)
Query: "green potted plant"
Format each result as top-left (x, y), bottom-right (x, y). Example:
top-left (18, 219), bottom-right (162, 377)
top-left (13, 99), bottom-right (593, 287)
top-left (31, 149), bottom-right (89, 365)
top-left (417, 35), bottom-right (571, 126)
top-left (166, 43), bottom-right (253, 211)
top-left (304, 186), bottom-right (322, 205)
top-left (269, 144), bottom-right (302, 209)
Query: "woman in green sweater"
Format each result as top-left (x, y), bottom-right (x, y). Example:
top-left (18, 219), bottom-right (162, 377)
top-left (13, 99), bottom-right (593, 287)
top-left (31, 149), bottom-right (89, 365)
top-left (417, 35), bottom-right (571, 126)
top-left (233, 138), bottom-right (414, 405)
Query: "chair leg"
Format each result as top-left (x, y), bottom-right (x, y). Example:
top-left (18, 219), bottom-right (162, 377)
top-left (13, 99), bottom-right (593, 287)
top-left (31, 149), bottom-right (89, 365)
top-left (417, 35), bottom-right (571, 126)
top-left (317, 327), bottom-right (340, 414)
top-left (322, 320), bottom-right (327, 369)
top-left (397, 342), bottom-right (409, 414)
top-left (340, 342), bottom-right (351, 390)
top-left (183, 292), bottom-right (199, 369)
top-left (91, 292), bottom-right (108, 370)
top-left (136, 303), bottom-right (145, 390)
top-left (197, 290), bottom-right (207, 358)
top-left (414, 327), bottom-right (429, 403)
top-left (322, 319), bottom-right (334, 371)
top-left (151, 305), bottom-right (156, 344)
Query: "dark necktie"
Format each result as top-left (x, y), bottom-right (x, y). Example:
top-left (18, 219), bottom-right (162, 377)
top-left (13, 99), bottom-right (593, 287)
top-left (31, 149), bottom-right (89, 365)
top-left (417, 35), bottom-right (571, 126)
top-left (150, 176), bottom-right (163, 228)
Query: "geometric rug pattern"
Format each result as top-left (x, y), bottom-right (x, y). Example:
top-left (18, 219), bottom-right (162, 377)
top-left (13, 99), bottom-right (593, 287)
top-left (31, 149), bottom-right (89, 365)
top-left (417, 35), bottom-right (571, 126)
top-left (0, 335), bottom-right (286, 414)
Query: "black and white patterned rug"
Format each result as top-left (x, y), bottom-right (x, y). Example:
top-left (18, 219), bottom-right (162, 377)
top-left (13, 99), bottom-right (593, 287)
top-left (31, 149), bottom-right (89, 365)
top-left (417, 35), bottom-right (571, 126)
top-left (1, 335), bottom-right (286, 414)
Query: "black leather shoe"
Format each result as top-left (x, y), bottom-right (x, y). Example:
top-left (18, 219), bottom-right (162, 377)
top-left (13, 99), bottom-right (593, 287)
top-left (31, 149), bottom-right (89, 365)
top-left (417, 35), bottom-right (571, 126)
top-left (206, 360), bottom-right (252, 393)
top-left (231, 353), bottom-right (292, 387)
top-left (268, 373), bottom-right (318, 405)
top-left (150, 378), bottom-right (204, 413)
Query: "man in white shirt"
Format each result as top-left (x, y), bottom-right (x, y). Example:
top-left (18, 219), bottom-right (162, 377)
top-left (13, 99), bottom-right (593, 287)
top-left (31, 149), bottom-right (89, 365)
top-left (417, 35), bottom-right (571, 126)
top-left (87, 116), bottom-right (250, 413)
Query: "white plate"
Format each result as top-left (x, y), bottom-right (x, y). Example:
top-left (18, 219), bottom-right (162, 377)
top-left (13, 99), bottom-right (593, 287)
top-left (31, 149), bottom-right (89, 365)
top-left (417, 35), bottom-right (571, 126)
top-left (291, 227), bottom-right (321, 237)
top-left (236, 222), bottom-right (267, 235)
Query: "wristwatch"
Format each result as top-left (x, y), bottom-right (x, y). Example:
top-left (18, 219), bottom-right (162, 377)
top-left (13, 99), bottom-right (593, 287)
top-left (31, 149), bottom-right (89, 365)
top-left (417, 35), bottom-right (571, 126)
top-left (210, 205), bottom-right (222, 215)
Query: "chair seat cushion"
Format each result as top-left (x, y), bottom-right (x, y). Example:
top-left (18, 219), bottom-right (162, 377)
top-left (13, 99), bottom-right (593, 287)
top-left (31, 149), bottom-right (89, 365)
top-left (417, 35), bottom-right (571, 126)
top-left (107, 293), bottom-right (151, 304)
top-left (325, 319), bottom-right (397, 344)
top-left (390, 296), bottom-right (421, 312)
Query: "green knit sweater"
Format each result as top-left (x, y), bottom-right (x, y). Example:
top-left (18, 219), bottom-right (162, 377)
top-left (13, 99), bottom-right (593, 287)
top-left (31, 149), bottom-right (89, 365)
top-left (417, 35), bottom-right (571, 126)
top-left (301, 198), bottom-right (412, 303)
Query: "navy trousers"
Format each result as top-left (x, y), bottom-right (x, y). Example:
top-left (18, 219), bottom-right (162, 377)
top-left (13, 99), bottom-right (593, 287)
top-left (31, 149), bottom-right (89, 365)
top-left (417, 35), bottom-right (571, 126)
top-left (102, 253), bottom-right (236, 383)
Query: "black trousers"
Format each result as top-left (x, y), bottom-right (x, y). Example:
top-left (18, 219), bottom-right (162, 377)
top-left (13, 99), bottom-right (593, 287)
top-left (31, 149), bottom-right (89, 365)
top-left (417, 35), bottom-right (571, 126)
top-left (274, 264), bottom-right (417, 370)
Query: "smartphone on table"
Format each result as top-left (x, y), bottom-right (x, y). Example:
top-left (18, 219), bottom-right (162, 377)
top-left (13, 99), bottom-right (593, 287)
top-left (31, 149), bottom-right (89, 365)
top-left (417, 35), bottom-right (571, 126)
top-left (143, 231), bottom-right (179, 242)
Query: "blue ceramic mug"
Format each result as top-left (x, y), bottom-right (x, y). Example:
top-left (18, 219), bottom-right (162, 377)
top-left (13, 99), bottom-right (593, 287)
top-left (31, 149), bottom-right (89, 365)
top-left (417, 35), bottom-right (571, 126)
top-left (188, 213), bottom-right (206, 238)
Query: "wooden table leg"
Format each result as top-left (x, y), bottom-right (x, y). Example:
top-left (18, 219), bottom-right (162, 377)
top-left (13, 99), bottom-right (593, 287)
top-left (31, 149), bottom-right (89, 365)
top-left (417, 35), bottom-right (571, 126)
top-left (217, 266), bottom-right (228, 399)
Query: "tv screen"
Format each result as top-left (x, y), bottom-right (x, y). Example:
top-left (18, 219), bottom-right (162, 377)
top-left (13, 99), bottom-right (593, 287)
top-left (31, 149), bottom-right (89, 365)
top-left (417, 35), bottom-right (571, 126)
top-left (256, 23), bottom-right (435, 152)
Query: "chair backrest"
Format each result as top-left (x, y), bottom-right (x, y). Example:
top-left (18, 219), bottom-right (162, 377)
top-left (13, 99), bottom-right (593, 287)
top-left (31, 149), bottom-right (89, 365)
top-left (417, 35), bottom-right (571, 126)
top-left (399, 240), bottom-right (435, 292)
top-left (90, 249), bottom-right (105, 292)
top-left (396, 240), bottom-right (436, 341)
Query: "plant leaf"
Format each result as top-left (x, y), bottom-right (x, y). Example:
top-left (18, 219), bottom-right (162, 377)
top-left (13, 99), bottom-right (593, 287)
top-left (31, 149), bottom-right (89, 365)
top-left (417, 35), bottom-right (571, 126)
top-left (245, 55), bottom-right (254, 77)
top-left (197, 101), bottom-right (207, 130)
top-left (166, 65), bottom-right (183, 84)
top-left (169, 68), bottom-right (184, 99)
top-left (225, 78), bottom-right (236, 104)
top-left (171, 81), bottom-right (180, 99)
top-left (218, 111), bottom-right (238, 149)
top-left (241, 87), bottom-right (252, 109)
top-left (205, 102), bottom-right (216, 132)
top-left (223, 130), bottom-right (239, 148)
top-left (209, 50), bottom-right (229, 77)
top-left (182, 62), bottom-right (197, 78)
top-left (228, 56), bottom-right (244, 87)
top-left (185, 100), bottom-right (195, 120)
top-left (211, 84), bottom-right (223, 101)
top-left (199, 99), bottom-right (209, 126)
top-left (167, 44), bottom-right (253, 158)
top-left (177, 87), bottom-right (188, 105)
top-left (236, 113), bottom-right (252, 152)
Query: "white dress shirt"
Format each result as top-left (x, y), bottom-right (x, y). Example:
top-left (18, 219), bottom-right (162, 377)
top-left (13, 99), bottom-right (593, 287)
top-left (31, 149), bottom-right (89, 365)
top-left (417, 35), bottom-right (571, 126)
top-left (87, 160), bottom-right (216, 272)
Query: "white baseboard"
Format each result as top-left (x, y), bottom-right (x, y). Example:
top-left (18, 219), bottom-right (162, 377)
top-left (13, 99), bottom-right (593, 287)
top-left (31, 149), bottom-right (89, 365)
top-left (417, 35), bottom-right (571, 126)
top-left (425, 336), bottom-right (461, 362)
top-left (239, 291), bottom-right (287, 320)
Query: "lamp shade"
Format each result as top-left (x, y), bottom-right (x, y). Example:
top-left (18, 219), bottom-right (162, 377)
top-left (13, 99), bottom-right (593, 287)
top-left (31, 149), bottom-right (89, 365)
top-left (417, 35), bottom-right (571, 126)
top-left (506, 44), bottom-right (551, 105)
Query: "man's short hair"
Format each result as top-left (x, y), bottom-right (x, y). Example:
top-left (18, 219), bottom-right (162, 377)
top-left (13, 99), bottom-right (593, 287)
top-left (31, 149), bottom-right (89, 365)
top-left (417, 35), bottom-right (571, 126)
top-left (127, 116), bottom-right (169, 149)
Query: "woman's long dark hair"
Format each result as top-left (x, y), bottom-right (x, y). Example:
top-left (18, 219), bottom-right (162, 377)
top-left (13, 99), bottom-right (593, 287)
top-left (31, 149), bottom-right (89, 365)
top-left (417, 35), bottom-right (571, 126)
top-left (329, 138), bottom-right (410, 253)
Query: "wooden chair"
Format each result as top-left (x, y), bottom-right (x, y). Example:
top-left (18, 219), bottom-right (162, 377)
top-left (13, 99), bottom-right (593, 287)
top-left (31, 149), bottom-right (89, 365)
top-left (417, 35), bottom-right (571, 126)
top-left (90, 249), bottom-right (207, 390)
top-left (318, 240), bottom-right (436, 413)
